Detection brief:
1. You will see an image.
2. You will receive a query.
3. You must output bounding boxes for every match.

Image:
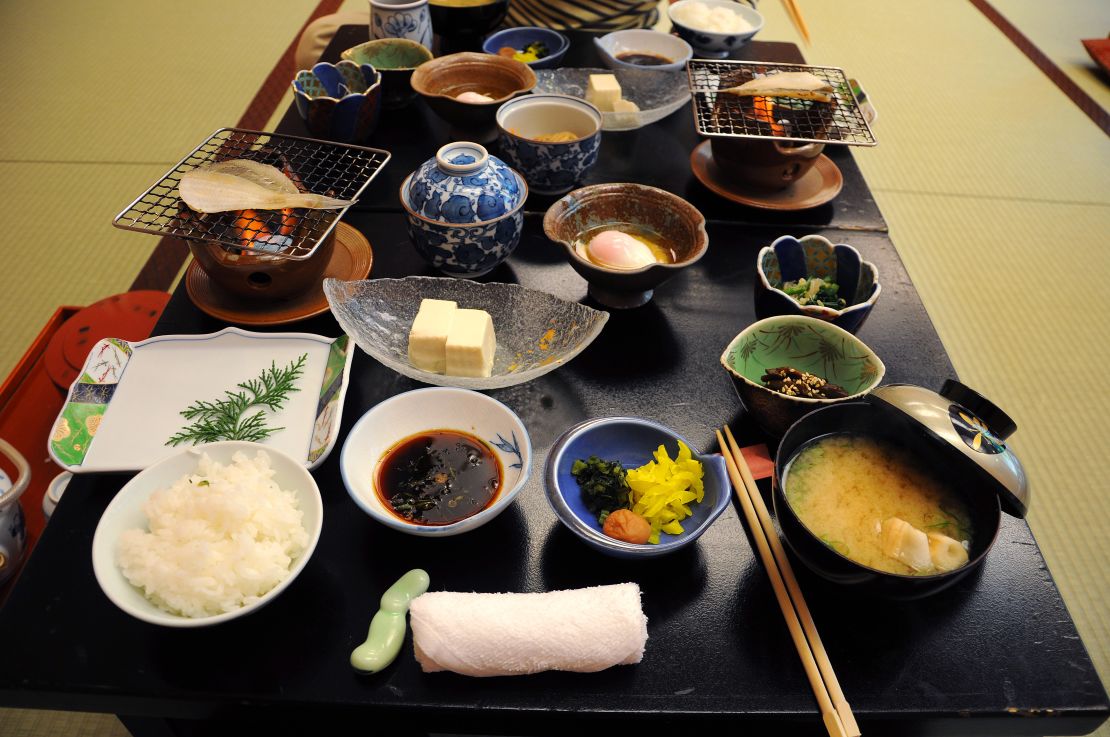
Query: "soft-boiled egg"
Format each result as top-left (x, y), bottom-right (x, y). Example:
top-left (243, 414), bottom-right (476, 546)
top-left (586, 229), bottom-right (657, 270)
top-left (455, 91), bottom-right (495, 103)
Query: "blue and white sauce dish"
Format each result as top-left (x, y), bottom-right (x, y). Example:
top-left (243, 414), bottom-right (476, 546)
top-left (545, 417), bottom-right (731, 559)
top-left (340, 387), bottom-right (532, 537)
top-left (754, 234), bottom-right (882, 335)
top-left (496, 95), bottom-right (602, 196)
top-left (667, 0), bottom-right (763, 59)
top-left (292, 60), bottom-right (383, 143)
top-left (401, 142), bottom-right (527, 277)
top-left (593, 29), bottom-right (692, 73)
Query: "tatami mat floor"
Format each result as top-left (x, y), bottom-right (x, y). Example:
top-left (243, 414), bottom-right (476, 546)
top-left (1, 1), bottom-right (1107, 736)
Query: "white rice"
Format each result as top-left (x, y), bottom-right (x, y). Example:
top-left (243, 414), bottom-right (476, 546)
top-left (118, 451), bottom-right (308, 618)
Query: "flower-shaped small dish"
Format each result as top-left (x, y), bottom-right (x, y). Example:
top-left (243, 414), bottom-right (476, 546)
top-left (543, 183), bottom-right (709, 308)
top-left (340, 387), bottom-right (531, 537)
top-left (496, 95), bottom-right (603, 196)
top-left (91, 441), bottom-right (323, 627)
top-left (593, 29), bottom-right (693, 73)
top-left (401, 142), bottom-right (527, 277)
top-left (410, 52), bottom-right (536, 138)
top-left (755, 235), bottom-right (882, 335)
top-left (720, 315), bottom-right (886, 437)
top-left (293, 61), bottom-right (383, 143)
top-left (545, 417), bottom-right (730, 558)
top-left (482, 27), bottom-right (570, 70)
top-left (341, 38), bottom-right (432, 109)
top-left (532, 67), bottom-right (690, 132)
top-left (323, 277), bottom-right (610, 390)
top-left (668, 0), bottom-right (763, 59)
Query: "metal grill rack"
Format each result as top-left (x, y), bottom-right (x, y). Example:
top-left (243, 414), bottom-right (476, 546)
top-left (687, 60), bottom-right (877, 146)
top-left (113, 128), bottom-right (390, 261)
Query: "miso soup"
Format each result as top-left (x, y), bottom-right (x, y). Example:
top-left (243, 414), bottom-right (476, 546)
top-left (784, 434), bottom-right (973, 576)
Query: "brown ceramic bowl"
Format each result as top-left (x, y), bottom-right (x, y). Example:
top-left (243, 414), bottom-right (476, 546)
top-left (410, 52), bottom-right (536, 138)
top-left (710, 137), bottom-right (825, 191)
top-left (187, 231), bottom-right (336, 301)
top-left (543, 183), bottom-right (708, 308)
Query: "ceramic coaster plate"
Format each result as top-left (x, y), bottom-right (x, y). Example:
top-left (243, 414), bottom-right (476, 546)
top-left (690, 140), bottom-right (843, 211)
top-left (186, 223), bottom-right (373, 326)
top-left (48, 328), bottom-right (354, 473)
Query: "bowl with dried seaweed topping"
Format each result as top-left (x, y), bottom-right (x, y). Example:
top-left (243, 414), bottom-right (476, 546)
top-left (720, 315), bottom-right (885, 438)
top-left (544, 417), bottom-right (730, 558)
top-left (754, 235), bottom-right (881, 335)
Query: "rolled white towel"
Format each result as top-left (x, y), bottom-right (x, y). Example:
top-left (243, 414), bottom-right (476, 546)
top-left (410, 583), bottom-right (648, 677)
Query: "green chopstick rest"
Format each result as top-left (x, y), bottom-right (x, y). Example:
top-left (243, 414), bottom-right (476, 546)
top-left (350, 568), bottom-right (430, 674)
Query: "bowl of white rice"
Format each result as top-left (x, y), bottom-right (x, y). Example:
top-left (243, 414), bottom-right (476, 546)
top-left (92, 441), bottom-right (323, 627)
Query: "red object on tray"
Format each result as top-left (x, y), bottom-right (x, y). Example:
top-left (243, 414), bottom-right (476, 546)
top-left (1082, 37), bottom-right (1110, 76)
top-left (0, 292), bottom-right (170, 600)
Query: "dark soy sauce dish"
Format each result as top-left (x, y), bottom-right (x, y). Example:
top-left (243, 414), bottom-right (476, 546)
top-left (375, 429), bottom-right (502, 526)
top-left (615, 51), bottom-right (673, 66)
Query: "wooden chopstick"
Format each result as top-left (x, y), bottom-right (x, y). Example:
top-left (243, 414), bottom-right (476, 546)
top-left (782, 0), bottom-right (813, 46)
top-left (717, 427), bottom-right (859, 737)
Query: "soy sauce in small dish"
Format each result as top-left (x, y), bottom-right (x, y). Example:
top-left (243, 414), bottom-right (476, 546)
top-left (375, 430), bottom-right (501, 526)
top-left (616, 51), bottom-right (672, 66)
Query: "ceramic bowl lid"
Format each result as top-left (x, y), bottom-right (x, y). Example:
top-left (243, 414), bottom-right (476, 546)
top-left (870, 381), bottom-right (1029, 517)
top-left (405, 142), bottom-right (523, 224)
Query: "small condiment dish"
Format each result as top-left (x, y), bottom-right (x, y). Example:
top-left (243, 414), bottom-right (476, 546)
top-left (543, 183), bottom-right (709, 308)
top-left (292, 60), bottom-right (383, 143)
top-left (340, 387), bottom-right (532, 537)
top-left (545, 417), bottom-right (730, 559)
top-left (90, 441), bottom-right (323, 628)
top-left (720, 315), bottom-right (886, 437)
top-left (755, 234), bottom-right (882, 335)
top-left (482, 27), bottom-right (570, 70)
top-left (593, 29), bottom-right (693, 73)
top-left (668, 0), bottom-right (763, 58)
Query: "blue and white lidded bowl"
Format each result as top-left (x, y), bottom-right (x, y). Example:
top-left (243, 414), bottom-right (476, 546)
top-left (405, 142), bottom-right (523, 224)
top-left (401, 142), bottom-right (528, 278)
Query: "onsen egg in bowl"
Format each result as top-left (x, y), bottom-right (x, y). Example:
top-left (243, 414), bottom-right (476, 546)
top-left (323, 276), bottom-right (609, 390)
top-left (543, 183), bottom-right (709, 309)
top-left (773, 381), bottom-right (1029, 599)
top-left (91, 441), bottom-right (323, 627)
top-left (340, 387), bottom-right (532, 537)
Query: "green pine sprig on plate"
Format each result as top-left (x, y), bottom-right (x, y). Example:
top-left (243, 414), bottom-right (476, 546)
top-left (166, 353), bottom-right (308, 447)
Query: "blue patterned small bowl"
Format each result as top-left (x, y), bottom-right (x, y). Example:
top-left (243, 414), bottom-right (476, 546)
top-left (293, 60), bottom-right (382, 143)
top-left (668, 0), bottom-right (763, 59)
top-left (755, 234), bottom-right (882, 335)
top-left (401, 143), bottom-right (527, 278)
top-left (496, 95), bottom-right (602, 196)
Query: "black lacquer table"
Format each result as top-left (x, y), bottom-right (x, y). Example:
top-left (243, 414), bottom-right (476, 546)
top-left (0, 28), bottom-right (1105, 737)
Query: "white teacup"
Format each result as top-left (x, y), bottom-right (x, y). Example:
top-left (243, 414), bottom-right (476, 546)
top-left (370, 0), bottom-right (433, 48)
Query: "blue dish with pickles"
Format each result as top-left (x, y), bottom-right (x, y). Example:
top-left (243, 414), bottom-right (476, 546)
top-left (544, 417), bottom-right (731, 559)
top-left (401, 142), bottom-right (527, 278)
top-left (293, 60), bottom-right (382, 143)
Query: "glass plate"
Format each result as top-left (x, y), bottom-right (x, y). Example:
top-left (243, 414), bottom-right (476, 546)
top-left (533, 67), bottom-right (690, 131)
top-left (324, 277), bottom-right (610, 389)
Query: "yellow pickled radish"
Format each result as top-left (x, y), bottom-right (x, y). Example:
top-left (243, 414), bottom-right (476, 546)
top-left (626, 441), bottom-right (705, 544)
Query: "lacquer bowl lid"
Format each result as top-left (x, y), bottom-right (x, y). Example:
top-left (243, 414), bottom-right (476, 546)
top-left (870, 381), bottom-right (1029, 517)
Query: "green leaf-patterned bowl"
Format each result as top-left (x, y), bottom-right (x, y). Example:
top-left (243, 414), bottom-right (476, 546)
top-left (720, 315), bottom-right (886, 437)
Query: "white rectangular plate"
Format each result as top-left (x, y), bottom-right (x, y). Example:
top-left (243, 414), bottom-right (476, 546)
top-left (49, 328), bottom-right (354, 473)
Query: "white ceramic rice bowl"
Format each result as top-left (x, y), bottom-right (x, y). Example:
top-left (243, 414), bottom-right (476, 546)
top-left (91, 441), bottom-right (323, 628)
top-left (340, 387), bottom-right (532, 537)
